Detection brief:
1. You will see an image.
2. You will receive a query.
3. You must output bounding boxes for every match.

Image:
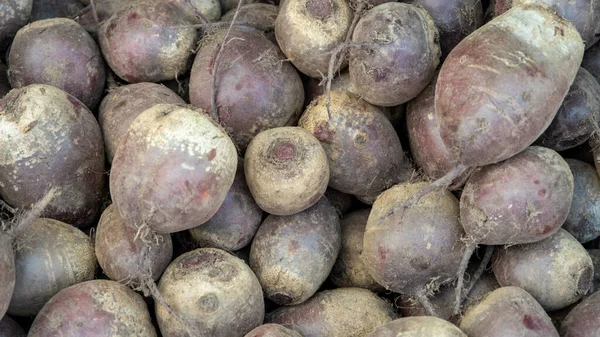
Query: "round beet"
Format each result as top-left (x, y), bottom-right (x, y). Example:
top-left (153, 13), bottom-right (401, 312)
top-left (582, 41), bottom-right (600, 82)
top-left (95, 204), bottom-right (173, 284)
top-left (157, 248), bottom-right (264, 337)
top-left (250, 197), bottom-right (340, 305)
top-left (28, 280), bottom-right (157, 336)
top-left (189, 26), bottom-right (304, 150)
top-left (110, 104), bottom-right (238, 234)
top-left (98, 82), bottom-right (185, 163)
top-left (0, 0), bottom-right (32, 48)
top-left (98, 0), bottom-right (199, 83)
top-left (329, 209), bottom-right (382, 291)
top-left (563, 159), bottom-right (600, 243)
top-left (493, 229), bottom-right (593, 311)
top-left (189, 160), bottom-right (262, 251)
top-left (363, 182), bottom-right (465, 312)
top-left (0, 84), bottom-right (105, 228)
top-left (537, 68), bottom-right (600, 151)
top-left (299, 91), bottom-right (405, 200)
top-left (8, 18), bottom-right (106, 108)
top-left (349, 2), bottom-right (440, 106)
top-left (275, 0), bottom-right (352, 78)
top-left (267, 288), bottom-right (397, 337)
top-left (324, 187), bottom-right (354, 215)
top-left (0, 231), bottom-right (14, 319)
top-left (460, 286), bottom-right (559, 337)
top-left (460, 146), bottom-right (574, 245)
top-left (560, 290), bottom-right (600, 336)
top-left (244, 126), bottom-right (329, 216)
top-left (245, 324), bottom-right (302, 337)
top-left (366, 317), bottom-right (466, 337)
top-left (8, 218), bottom-right (96, 316)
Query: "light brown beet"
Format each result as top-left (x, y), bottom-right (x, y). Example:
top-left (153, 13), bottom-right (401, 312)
top-left (8, 218), bottom-right (96, 317)
top-left (493, 229), bottom-right (593, 311)
top-left (0, 232), bottom-right (14, 319)
top-left (560, 290), bottom-right (600, 336)
top-left (563, 159), bottom-right (600, 243)
top-left (349, 2), bottom-right (440, 106)
top-left (157, 248), bottom-right (264, 337)
top-left (189, 160), bottom-right (263, 251)
top-left (189, 26), bottom-right (304, 150)
top-left (0, 0), bottom-right (32, 48)
top-left (268, 287), bottom-right (397, 337)
top-left (244, 126), bottom-right (329, 216)
top-left (275, 0), bottom-right (353, 78)
top-left (8, 18), bottom-right (106, 108)
top-left (460, 286), bottom-right (559, 337)
top-left (299, 91), bottom-right (405, 200)
top-left (28, 280), bottom-right (157, 337)
top-left (110, 104), bottom-right (238, 234)
top-left (244, 324), bottom-right (303, 337)
top-left (366, 317), bottom-right (466, 337)
top-left (98, 0), bottom-right (199, 83)
top-left (98, 82), bottom-right (185, 163)
top-left (249, 197), bottom-right (340, 305)
top-left (329, 209), bottom-right (383, 291)
top-left (95, 204), bottom-right (173, 284)
top-left (0, 84), bottom-right (105, 228)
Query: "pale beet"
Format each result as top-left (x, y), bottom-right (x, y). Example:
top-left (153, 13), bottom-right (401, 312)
top-left (244, 324), bottom-right (303, 337)
top-left (366, 317), bottom-right (466, 337)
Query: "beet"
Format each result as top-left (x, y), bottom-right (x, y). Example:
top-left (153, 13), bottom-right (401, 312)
top-left (324, 188), bottom-right (354, 215)
top-left (366, 317), bottom-right (466, 337)
top-left (0, 231), bottom-right (14, 319)
top-left (0, 84), bottom-right (105, 228)
top-left (582, 41), bottom-right (600, 82)
top-left (349, 2), bottom-right (440, 106)
top-left (189, 0), bottom-right (221, 21)
top-left (561, 287), bottom-right (600, 336)
top-left (563, 159), bottom-right (600, 243)
top-left (8, 18), bottom-right (106, 108)
top-left (588, 249), bottom-right (600, 293)
top-left (221, 3), bottom-right (278, 36)
top-left (0, 315), bottom-right (25, 337)
top-left (98, 82), bottom-right (185, 163)
top-left (28, 280), bottom-right (157, 336)
top-left (156, 248), bottom-right (264, 336)
top-left (0, 0), bottom-right (32, 49)
top-left (267, 287), bottom-right (397, 337)
top-left (109, 104), bottom-right (238, 234)
top-left (30, 0), bottom-right (84, 21)
top-left (249, 197), bottom-right (340, 305)
top-left (189, 26), bottom-right (304, 150)
top-left (493, 229), bottom-right (593, 311)
top-left (244, 324), bottom-right (303, 337)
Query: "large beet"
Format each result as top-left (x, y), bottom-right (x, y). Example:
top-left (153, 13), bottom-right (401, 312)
top-left (28, 280), bottom-right (157, 336)
top-left (110, 104), bottom-right (238, 234)
top-left (0, 84), bottom-right (105, 228)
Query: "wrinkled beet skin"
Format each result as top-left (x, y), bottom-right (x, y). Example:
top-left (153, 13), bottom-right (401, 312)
top-left (189, 160), bottom-right (263, 251)
top-left (30, 0), bottom-right (84, 20)
top-left (95, 204), bottom-right (173, 282)
top-left (406, 0), bottom-right (484, 59)
top-left (0, 85), bottom-right (105, 228)
top-left (244, 324), bottom-right (303, 337)
top-left (0, 0), bottom-right (32, 48)
top-left (537, 68), bottom-right (600, 151)
top-left (435, 6), bottom-right (583, 167)
top-left (561, 283), bottom-right (600, 336)
top-left (0, 315), bottom-right (26, 337)
top-left (460, 146), bottom-right (574, 245)
top-left (98, 82), bottom-right (185, 162)
top-left (28, 280), bottom-right (157, 337)
top-left (8, 18), bottom-right (106, 108)
top-left (0, 233), bottom-right (15, 319)
top-left (563, 159), bottom-right (600, 243)
top-left (190, 26), bottom-right (304, 150)
top-left (460, 287), bottom-right (559, 337)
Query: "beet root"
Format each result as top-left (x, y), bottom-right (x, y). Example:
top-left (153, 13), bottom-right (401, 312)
top-left (493, 229), bottom-right (594, 311)
top-left (0, 231), bottom-right (14, 319)
top-left (109, 104), bottom-right (238, 234)
top-left (459, 286), bottom-right (559, 337)
top-left (560, 290), bottom-right (600, 336)
top-left (244, 324), bottom-right (303, 337)
top-left (28, 280), bottom-right (157, 336)
top-left (366, 317), bottom-right (466, 337)
top-left (562, 159), bottom-right (600, 243)
top-left (156, 248), bottom-right (264, 337)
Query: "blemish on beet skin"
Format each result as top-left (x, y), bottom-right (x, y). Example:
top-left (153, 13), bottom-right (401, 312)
top-left (273, 141), bottom-right (296, 161)
top-left (378, 246), bottom-right (389, 260)
top-left (128, 12), bottom-right (139, 21)
top-left (522, 315), bottom-right (543, 331)
top-left (207, 149), bottom-right (217, 160)
top-left (66, 95), bottom-right (82, 108)
top-left (538, 189), bottom-right (547, 197)
top-left (288, 240), bottom-right (300, 253)
top-left (534, 180), bottom-right (540, 184)
top-left (541, 225), bottom-right (553, 235)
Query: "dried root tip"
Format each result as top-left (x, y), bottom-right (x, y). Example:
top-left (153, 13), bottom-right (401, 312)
top-left (415, 288), bottom-right (439, 317)
top-left (465, 245), bottom-right (495, 296)
top-left (14, 187), bottom-right (59, 235)
top-left (0, 199), bottom-right (16, 214)
top-left (453, 244), bottom-right (476, 316)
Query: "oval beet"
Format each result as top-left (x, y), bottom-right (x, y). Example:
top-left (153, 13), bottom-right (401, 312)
top-left (189, 160), bottom-right (263, 251)
top-left (350, 2), bottom-right (440, 106)
top-left (98, 0), bottom-right (199, 83)
top-left (157, 248), bottom-right (264, 337)
top-left (110, 104), bottom-right (238, 234)
top-left (493, 229), bottom-right (593, 311)
top-left (0, 231), bottom-right (14, 319)
top-left (560, 290), bottom-right (600, 336)
top-left (563, 159), bottom-right (600, 243)
top-left (8, 218), bottom-right (97, 316)
top-left (98, 82), bottom-right (185, 163)
top-left (268, 287), bottom-right (397, 337)
top-left (0, 0), bottom-right (32, 48)
top-left (249, 197), bottom-right (340, 305)
top-left (366, 317), bottom-right (466, 337)
top-left (189, 26), bottom-right (304, 150)
top-left (8, 18), bottom-right (106, 108)
top-left (28, 279), bottom-right (157, 337)
top-left (0, 84), bottom-right (105, 228)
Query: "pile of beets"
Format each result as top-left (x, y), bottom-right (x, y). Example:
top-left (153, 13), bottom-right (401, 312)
top-left (2, 0), bottom-right (600, 336)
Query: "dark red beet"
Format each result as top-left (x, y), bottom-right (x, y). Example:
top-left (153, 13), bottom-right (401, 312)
top-left (563, 159), bottom-right (600, 243)
top-left (0, 0), bottom-right (32, 49)
top-left (582, 41), bottom-right (600, 82)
